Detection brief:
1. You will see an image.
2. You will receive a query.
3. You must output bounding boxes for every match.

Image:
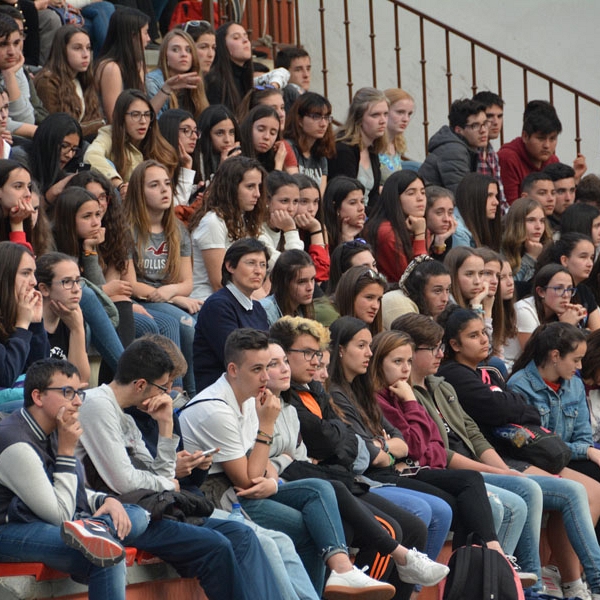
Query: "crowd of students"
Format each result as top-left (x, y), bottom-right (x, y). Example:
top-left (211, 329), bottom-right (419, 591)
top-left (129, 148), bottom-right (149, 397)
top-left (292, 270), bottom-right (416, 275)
top-left (2, 7), bottom-right (600, 600)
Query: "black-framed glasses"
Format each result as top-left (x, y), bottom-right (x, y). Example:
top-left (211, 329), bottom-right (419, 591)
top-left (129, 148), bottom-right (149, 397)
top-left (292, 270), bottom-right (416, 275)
top-left (415, 343), bottom-right (445, 356)
top-left (125, 111), bottom-right (155, 123)
top-left (179, 126), bottom-right (199, 138)
top-left (463, 120), bottom-right (490, 131)
top-left (44, 386), bottom-right (86, 401)
top-left (145, 380), bottom-right (170, 394)
top-left (544, 286), bottom-right (577, 298)
top-left (53, 277), bottom-right (83, 290)
top-left (288, 348), bottom-right (323, 362)
top-left (305, 113), bottom-right (333, 123)
top-left (59, 142), bottom-right (80, 155)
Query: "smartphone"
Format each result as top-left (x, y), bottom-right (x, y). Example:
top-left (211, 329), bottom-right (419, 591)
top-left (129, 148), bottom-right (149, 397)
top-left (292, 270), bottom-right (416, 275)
top-left (201, 447), bottom-right (219, 457)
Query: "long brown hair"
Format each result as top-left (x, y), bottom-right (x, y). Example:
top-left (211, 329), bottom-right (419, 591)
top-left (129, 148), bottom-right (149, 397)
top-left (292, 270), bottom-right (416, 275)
top-left (124, 160), bottom-right (182, 284)
top-left (111, 90), bottom-right (178, 180)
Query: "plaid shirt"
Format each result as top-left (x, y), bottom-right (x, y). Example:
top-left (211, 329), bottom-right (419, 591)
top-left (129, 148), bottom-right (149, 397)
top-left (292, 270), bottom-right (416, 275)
top-left (478, 144), bottom-right (508, 214)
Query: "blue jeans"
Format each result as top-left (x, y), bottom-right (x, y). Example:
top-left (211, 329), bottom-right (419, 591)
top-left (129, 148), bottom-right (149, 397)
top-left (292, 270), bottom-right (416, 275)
top-left (526, 474), bottom-right (600, 594)
top-left (484, 481), bottom-right (528, 556)
top-left (370, 485), bottom-right (452, 561)
top-left (239, 478), bottom-right (349, 594)
top-left (132, 516), bottom-right (283, 600)
top-left (139, 302), bottom-right (196, 396)
top-left (212, 508), bottom-right (318, 600)
top-left (0, 505), bottom-right (149, 600)
top-left (80, 285), bottom-right (124, 371)
top-left (81, 1), bottom-right (114, 54)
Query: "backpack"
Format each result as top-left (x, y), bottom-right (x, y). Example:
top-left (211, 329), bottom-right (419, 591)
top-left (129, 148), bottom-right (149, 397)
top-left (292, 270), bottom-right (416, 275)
top-left (439, 534), bottom-right (524, 600)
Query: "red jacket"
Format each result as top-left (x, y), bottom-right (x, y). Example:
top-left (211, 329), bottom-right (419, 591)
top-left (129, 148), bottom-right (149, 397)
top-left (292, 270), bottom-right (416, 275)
top-left (375, 220), bottom-right (427, 283)
top-left (498, 137), bottom-right (558, 204)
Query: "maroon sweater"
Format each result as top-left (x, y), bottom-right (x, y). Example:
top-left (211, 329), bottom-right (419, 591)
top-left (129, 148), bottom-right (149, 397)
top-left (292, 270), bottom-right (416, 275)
top-left (376, 387), bottom-right (447, 469)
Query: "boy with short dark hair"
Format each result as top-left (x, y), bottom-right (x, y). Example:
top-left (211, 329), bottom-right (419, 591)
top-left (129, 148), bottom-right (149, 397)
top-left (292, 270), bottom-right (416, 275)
top-left (544, 162), bottom-right (576, 231)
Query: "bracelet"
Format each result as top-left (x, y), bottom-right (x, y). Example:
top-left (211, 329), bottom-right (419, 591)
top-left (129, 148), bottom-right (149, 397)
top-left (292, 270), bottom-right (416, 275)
top-left (269, 477), bottom-right (279, 493)
top-left (414, 232), bottom-right (426, 238)
top-left (160, 86), bottom-right (171, 95)
top-left (470, 303), bottom-right (485, 315)
top-left (255, 437), bottom-right (273, 446)
top-left (257, 429), bottom-right (274, 441)
top-left (310, 229), bottom-right (323, 236)
top-left (83, 250), bottom-right (97, 256)
top-left (387, 452), bottom-right (396, 467)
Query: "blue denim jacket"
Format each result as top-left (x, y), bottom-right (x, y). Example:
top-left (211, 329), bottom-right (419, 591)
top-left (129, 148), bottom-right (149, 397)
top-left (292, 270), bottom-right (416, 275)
top-left (507, 360), bottom-right (592, 460)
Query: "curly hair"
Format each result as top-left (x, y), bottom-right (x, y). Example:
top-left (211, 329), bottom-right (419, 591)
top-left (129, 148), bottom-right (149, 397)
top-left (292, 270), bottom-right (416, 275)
top-left (124, 160), bottom-right (182, 284)
top-left (156, 30), bottom-right (209, 119)
top-left (68, 170), bottom-right (132, 275)
top-left (188, 156), bottom-right (266, 240)
top-left (269, 315), bottom-right (330, 351)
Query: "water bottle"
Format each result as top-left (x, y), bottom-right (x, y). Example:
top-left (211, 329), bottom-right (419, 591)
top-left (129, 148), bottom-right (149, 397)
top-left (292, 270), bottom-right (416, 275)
top-left (228, 503), bottom-right (246, 524)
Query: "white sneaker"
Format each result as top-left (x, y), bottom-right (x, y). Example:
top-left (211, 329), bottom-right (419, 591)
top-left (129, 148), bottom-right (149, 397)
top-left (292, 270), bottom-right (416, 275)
top-left (395, 548), bottom-right (450, 586)
top-left (562, 580), bottom-right (591, 600)
top-left (542, 565), bottom-right (563, 598)
top-left (505, 554), bottom-right (538, 589)
top-left (323, 566), bottom-right (395, 600)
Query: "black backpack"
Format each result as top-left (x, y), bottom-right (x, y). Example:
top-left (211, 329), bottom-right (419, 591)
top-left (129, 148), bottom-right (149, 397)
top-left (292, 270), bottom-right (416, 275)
top-left (440, 534), bottom-right (524, 600)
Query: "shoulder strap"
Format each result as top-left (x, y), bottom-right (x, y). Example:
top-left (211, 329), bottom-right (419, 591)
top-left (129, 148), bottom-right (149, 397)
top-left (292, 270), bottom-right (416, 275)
top-left (176, 397), bottom-right (227, 416)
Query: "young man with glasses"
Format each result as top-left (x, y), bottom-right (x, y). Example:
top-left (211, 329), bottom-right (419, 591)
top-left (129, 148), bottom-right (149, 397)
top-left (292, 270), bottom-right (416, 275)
top-left (418, 99), bottom-right (489, 193)
top-left (193, 237), bottom-right (270, 392)
top-left (76, 338), bottom-right (286, 600)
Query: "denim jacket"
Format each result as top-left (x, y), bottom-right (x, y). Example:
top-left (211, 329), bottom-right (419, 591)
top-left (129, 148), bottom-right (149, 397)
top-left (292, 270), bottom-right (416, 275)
top-left (507, 360), bottom-right (592, 460)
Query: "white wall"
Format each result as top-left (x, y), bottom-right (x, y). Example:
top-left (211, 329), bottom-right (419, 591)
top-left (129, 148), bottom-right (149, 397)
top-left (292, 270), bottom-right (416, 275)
top-left (297, 0), bottom-right (600, 172)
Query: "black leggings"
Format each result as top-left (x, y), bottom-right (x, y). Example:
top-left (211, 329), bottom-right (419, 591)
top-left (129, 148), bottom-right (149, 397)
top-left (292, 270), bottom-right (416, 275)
top-left (369, 467), bottom-right (497, 548)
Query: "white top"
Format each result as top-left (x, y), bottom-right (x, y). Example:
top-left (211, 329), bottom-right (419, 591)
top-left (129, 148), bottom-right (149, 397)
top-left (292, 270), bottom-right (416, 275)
top-left (191, 211), bottom-right (231, 300)
top-left (179, 374), bottom-right (257, 475)
top-left (515, 296), bottom-right (540, 333)
top-left (258, 224), bottom-right (304, 269)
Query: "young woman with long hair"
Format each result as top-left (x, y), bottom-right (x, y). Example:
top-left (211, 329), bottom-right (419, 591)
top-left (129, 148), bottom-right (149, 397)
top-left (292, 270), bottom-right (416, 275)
top-left (34, 26), bottom-right (104, 138)
top-left (237, 86), bottom-right (286, 134)
top-left (196, 103), bottom-right (241, 183)
top-left (328, 87), bottom-right (389, 209)
top-left (363, 170), bottom-right (428, 283)
top-left (514, 264), bottom-right (587, 350)
top-left (25, 113), bottom-right (83, 208)
top-left (204, 22), bottom-right (253, 112)
top-left (176, 20), bottom-right (215, 75)
top-left (292, 173), bottom-right (329, 282)
top-left (84, 89), bottom-right (177, 197)
top-left (424, 186), bottom-right (457, 261)
top-left (333, 265), bottom-right (387, 335)
top-left (443, 246), bottom-right (488, 311)
top-left (327, 238), bottom-right (377, 295)
top-left (536, 233), bottom-right (600, 330)
top-left (95, 7), bottom-right (150, 122)
top-left (0, 159), bottom-right (34, 251)
top-left (0, 241), bottom-right (46, 400)
top-left (123, 159), bottom-right (199, 395)
top-left (189, 156), bottom-right (267, 300)
top-left (146, 29), bottom-right (207, 120)
top-left (379, 88), bottom-right (415, 184)
top-left (452, 173), bottom-right (501, 250)
top-left (323, 176), bottom-right (366, 252)
top-left (240, 105), bottom-right (286, 173)
top-left (560, 203), bottom-right (600, 249)
top-left (259, 249), bottom-right (316, 325)
top-left (35, 251), bottom-right (90, 382)
top-left (284, 92), bottom-right (335, 194)
top-left (381, 258), bottom-right (451, 328)
top-left (501, 196), bottom-right (551, 288)
top-left (158, 108), bottom-right (199, 207)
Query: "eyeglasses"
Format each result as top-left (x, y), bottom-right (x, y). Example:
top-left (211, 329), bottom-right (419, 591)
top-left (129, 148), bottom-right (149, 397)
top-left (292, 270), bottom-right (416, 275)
top-left (305, 113), bottom-right (333, 123)
top-left (182, 19), bottom-right (211, 33)
top-left (125, 111), bottom-right (154, 122)
top-left (240, 259), bottom-right (268, 270)
top-left (59, 142), bottom-right (80, 155)
top-left (179, 126), bottom-right (199, 138)
top-left (463, 120), bottom-right (491, 131)
top-left (288, 348), bottom-right (324, 362)
top-left (44, 386), bottom-right (86, 401)
top-left (544, 286), bottom-right (577, 298)
top-left (144, 380), bottom-right (170, 394)
top-left (53, 277), bottom-right (83, 290)
top-left (360, 268), bottom-right (387, 285)
top-left (95, 192), bottom-right (109, 204)
top-left (415, 343), bottom-right (445, 356)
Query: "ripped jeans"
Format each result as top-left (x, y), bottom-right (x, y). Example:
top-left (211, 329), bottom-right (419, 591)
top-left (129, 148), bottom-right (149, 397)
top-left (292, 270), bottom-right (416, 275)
top-left (239, 478), bottom-right (349, 594)
top-left (139, 301), bottom-right (197, 396)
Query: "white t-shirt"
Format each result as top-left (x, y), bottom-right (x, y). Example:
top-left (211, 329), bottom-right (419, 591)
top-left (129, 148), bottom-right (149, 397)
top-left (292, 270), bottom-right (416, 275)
top-left (191, 211), bottom-right (231, 301)
top-left (515, 296), bottom-right (540, 333)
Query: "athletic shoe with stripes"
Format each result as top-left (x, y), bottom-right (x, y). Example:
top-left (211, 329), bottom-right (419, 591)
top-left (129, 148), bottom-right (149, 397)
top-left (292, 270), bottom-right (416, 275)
top-left (61, 519), bottom-right (125, 567)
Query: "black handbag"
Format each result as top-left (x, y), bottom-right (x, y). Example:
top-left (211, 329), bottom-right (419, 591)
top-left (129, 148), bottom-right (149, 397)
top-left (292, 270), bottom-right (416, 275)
top-left (492, 424), bottom-right (571, 474)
